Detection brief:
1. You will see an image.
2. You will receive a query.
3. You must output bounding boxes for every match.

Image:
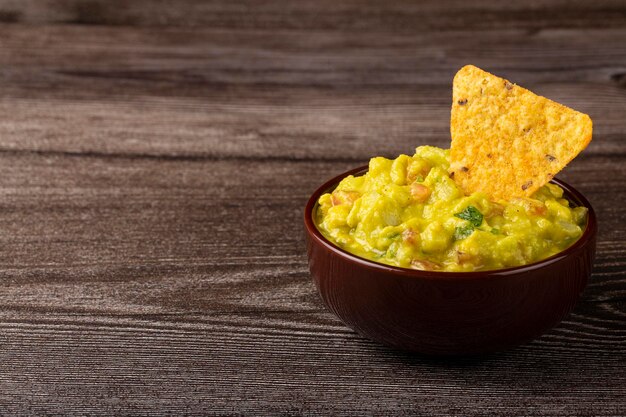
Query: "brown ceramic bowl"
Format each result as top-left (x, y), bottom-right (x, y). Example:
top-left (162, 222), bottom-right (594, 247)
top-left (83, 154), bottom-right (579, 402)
top-left (304, 166), bottom-right (597, 355)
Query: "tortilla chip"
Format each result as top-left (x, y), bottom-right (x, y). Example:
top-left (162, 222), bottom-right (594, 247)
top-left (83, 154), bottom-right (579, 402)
top-left (449, 65), bottom-right (592, 200)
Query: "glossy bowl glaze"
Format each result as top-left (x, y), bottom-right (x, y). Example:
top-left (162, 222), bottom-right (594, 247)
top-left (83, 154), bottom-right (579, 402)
top-left (304, 166), bottom-right (597, 355)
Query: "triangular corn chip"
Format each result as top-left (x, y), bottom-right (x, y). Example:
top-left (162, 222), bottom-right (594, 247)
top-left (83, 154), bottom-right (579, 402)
top-left (450, 65), bottom-right (592, 200)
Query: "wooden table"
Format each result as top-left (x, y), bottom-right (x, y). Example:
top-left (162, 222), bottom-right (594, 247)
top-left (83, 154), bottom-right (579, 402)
top-left (0, 1), bottom-right (624, 415)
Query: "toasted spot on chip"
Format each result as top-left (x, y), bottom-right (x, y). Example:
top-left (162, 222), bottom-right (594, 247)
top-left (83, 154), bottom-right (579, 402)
top-left (450, 65), bottom-right (592, 200)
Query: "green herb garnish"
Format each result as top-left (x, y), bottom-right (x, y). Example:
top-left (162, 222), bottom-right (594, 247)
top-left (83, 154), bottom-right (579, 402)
top-left (455, 205), bottom-right (483, 227)
top-left (454, 225), bottom-right (474, 240)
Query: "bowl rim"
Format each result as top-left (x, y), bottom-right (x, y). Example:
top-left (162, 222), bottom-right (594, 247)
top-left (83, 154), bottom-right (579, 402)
top-left (304, 165), bottom-right (597, 281)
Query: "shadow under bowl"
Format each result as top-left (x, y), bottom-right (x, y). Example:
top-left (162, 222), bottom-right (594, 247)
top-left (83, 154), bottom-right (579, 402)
top-left (304, 166), bottom-right (597, 355)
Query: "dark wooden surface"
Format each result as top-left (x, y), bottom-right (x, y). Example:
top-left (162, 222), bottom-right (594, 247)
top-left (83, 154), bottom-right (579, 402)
top-left (0, 1), bottom-right (624, 415)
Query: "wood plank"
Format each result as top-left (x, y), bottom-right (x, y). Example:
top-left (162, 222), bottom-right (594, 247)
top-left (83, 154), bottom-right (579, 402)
top-left (1, 322), bottom-right (622, 415)
top-left (2, 26), bottom-right (625, 88)
top-left (1, 0), bottom-right (625, 31)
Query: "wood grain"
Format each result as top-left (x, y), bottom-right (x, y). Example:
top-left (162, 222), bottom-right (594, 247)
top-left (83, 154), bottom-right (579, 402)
top-left (0, 0), bottom-right (624, 415)
top-left (1, 0), bottom-right (626, 31)
top-left (0, 25), bottom-right (624, 162)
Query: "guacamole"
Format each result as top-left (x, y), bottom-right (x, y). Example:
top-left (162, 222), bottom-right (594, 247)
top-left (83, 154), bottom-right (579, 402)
top-left (315, 146), bottom-right (587, 272)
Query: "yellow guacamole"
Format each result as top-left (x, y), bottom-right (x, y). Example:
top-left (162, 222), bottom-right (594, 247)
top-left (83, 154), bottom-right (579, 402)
top-left (315, 146), bottom-right (587, 272)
